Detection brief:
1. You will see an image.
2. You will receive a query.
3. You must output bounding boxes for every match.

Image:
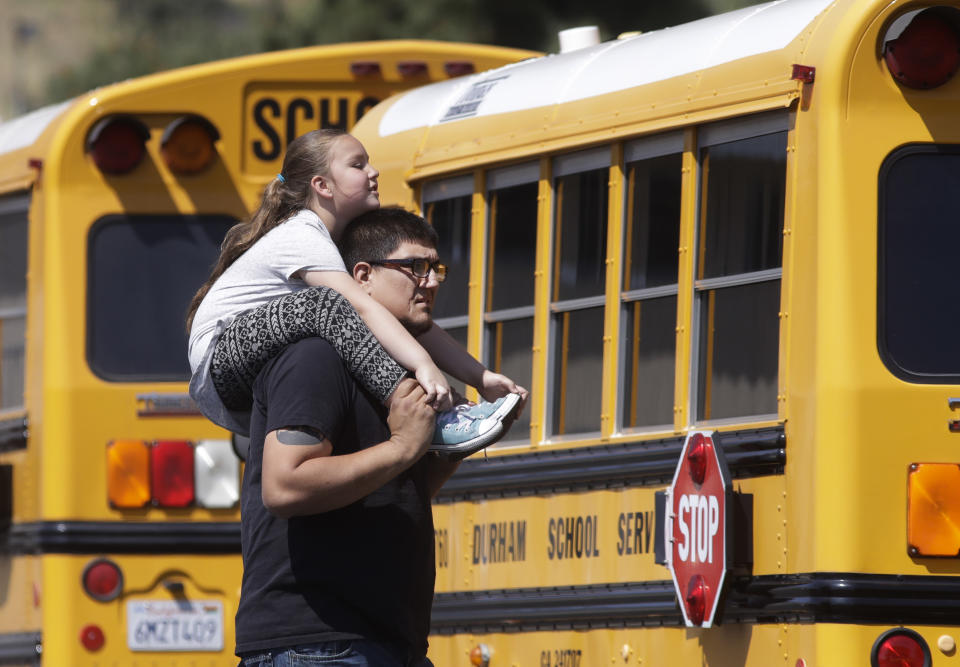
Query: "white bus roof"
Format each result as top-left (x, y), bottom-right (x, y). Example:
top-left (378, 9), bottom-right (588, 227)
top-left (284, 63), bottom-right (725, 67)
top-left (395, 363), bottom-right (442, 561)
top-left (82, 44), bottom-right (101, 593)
top-left (379, 0), bottom-right (836, 136)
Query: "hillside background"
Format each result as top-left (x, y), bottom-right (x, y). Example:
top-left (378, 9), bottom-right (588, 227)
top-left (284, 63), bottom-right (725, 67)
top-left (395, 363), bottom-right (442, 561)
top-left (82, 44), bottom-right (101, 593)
top-left (0, 0), bottom-right (762, 120)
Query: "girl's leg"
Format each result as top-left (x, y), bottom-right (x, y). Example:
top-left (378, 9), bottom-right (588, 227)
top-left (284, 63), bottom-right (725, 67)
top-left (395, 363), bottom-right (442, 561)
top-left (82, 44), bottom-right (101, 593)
top-left (210, 287), bottom-right (407, 411)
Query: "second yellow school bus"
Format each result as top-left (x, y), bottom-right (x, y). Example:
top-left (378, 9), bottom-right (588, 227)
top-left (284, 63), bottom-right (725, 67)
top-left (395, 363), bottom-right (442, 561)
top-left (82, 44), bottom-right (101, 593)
top-left (0, 40), bottom-right (537, 665)
top-left (352, 1), bottom-right (960, 665)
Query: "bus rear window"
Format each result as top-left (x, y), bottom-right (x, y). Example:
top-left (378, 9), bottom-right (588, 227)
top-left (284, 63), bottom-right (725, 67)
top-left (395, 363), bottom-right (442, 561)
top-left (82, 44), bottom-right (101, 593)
top-left (88, 215), bottom-right (235, 381)
top-left (879, 145), bottom-right (960, 382)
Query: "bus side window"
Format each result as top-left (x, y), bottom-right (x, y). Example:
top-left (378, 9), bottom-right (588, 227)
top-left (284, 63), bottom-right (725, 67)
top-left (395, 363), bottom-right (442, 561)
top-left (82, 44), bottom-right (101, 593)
top-left (620, 139), bottom-right (682, 430)
top-left (423, 176), bottom-right (474, 397)
top-left (0, 195), bottom-right (28, 413)
top-left (550, 149), bottom-right (610, 437)
top-left (485, 163), bottom-right (539, 442)
top-left (695, 125), bottom-right (787, 421)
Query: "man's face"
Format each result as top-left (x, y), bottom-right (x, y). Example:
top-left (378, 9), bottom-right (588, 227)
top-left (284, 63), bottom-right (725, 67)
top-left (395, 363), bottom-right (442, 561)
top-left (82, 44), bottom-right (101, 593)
top-left (360, 241), bottom-right (440, 336)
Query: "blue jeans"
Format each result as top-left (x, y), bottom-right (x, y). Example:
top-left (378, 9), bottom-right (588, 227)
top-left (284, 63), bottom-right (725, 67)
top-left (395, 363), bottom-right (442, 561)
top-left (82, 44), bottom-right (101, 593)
top-left (239, 639), bottom-right (434, 667)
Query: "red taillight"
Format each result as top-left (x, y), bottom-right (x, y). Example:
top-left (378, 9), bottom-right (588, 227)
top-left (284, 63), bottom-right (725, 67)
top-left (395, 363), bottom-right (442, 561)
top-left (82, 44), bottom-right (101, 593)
top-left (85, 116), bottom-right (149, 174)
top-left (686, 433), bottom-right (708, 485)
top-left (151, 440), bottom-right (195, 507)
top-left (79, 624), bottom-right (105, 652)
top-left (350, 61), bottom-right (382, 77)
top-left (160, 115), bottom-right (219, 174)
top-left (884, 9), bottom-right (960, 89)
top-left (82, 558), bottom-right (123, 602)
top-left (872, 629), bottom-right (931, 667)
top-left (397, 61), bottom-right (428, 78)
top-left (685, 575), bottom-right (707, 625)
top-left (445, 61), bottom-right (476, 77)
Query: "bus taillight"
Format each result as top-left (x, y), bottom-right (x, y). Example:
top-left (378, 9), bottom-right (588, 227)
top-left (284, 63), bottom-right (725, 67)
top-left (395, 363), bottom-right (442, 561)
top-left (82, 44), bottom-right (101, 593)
top-left (151, 441), bottom-right (195, 508)
top-left (85, 115), bottom-right (149, 174)
top-left (161, 115), bottom-right (219, 174)
top-left (82, 558), bottom-right (123, 602)
top-left (109, 439), bottom-right (239, 509)
top-left (195, 439), bottom-right (240, 508)
top-left (107, 439), bottom-right (151, 508)
top-left (883, 8), bottom-right (960, 89)
top-left (871, 628), bottom-right (931, 667)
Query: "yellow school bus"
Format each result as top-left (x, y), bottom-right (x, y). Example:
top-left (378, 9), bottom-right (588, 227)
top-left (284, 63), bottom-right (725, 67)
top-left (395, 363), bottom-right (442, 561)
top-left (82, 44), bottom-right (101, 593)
top-left (0, 40), bottom-right (537, 665)
top-left (351, 1), bottom-right (960, 665)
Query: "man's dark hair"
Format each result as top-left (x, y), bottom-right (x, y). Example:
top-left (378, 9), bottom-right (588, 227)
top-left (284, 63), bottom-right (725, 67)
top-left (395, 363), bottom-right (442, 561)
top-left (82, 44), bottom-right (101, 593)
top-left (339, 206), bottom-right (440, 272)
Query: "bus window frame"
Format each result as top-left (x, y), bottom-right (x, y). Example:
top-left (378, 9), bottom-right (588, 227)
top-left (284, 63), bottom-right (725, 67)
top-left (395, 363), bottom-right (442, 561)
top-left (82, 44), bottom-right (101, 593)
top-left (483, 161), bottom-right (539, 445)
top-left (547, 146), bottom-right (611, 440)
top-left (617, 132), bottom-right (684, 434)
top-left (423, 174), bottom-right (474, 333)
top-left (691, 111), bottom-right (789, 426)
top-left (0, 193), bottom-right (29, 415)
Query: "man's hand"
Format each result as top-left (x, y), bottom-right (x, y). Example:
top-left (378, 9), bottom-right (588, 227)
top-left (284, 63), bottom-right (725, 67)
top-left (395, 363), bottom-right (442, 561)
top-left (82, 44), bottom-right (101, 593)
top-left (387, 378), bottom-right (436, 462)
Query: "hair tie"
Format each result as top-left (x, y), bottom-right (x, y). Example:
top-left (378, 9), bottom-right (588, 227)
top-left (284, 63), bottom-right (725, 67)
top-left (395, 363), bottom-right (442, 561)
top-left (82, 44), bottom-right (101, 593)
top-left (276, 173), bottom-right (285, 183)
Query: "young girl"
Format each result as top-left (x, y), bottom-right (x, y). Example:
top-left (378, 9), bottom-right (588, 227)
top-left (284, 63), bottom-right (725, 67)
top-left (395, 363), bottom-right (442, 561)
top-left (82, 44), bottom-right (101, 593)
top-left (186, 129), bottom-right (526, 455)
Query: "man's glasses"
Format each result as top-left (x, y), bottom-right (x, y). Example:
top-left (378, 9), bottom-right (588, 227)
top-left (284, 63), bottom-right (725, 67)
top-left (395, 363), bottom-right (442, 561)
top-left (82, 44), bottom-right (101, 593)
top-left (367, 258), bottom-right (447, 282)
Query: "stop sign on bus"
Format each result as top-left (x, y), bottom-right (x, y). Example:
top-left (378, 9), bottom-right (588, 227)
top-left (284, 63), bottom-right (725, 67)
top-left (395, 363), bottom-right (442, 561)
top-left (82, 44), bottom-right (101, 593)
top-left (665, 430), bottom-right (732, 627)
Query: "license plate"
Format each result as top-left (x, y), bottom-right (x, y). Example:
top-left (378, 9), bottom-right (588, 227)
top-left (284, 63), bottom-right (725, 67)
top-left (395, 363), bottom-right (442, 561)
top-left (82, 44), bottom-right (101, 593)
top-left (126, 599), bottom-right (224, 652)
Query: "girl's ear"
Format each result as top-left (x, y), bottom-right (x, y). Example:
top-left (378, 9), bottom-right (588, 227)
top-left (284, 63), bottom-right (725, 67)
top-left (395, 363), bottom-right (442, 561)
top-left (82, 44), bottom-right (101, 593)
top-left (311, 174), bottom-right (333, 200)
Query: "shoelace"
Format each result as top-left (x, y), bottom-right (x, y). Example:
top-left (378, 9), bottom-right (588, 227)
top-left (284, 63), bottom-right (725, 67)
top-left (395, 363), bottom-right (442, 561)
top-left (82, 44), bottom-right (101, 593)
top-left (440, 407), bottom-right (480, 432)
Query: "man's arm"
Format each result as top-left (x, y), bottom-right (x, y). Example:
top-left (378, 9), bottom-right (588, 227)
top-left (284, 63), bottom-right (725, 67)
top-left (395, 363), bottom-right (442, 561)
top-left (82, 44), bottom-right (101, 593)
top-left (261, 379), bottom-right (435, 518)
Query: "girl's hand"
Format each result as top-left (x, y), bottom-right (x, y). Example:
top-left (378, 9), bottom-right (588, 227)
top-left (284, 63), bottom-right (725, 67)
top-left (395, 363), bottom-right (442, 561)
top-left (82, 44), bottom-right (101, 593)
top-left (479, 370), bottom-right (529, 416)
top-left (414, 364), bottom-right (453, 412)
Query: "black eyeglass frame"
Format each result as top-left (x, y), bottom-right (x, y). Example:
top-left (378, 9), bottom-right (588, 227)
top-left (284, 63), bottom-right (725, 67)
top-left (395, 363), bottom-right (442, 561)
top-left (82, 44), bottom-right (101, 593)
top-left (366, 257), bottom-right (447, 282)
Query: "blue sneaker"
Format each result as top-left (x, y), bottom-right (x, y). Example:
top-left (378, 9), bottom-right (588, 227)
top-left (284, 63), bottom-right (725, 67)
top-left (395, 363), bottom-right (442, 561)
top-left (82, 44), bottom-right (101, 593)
top-left (430, 393), bottom-right (522, 459)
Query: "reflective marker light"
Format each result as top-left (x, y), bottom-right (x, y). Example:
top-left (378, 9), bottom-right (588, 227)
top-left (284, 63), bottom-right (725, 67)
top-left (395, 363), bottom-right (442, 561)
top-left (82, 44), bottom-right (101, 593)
top-left (82, 558), bottom-right (123, 602)
top-left (685, 575), bottom-right (707, 626)
top-left (884, 8), bottom-right (960, 89)
top-left (151, 441), bottom-right (195, 507)
top-left (791, 64), bottom-right (816, 83)
top-left (160, 115), bottom-right (219, 174)
top-left (107, 440), bottom-right (151, 508)
top-left (871, 628), bottom-right (931, 667)
top-left (79, 624), bottom-right (105, 652)
top-left (686, 433), bottom-right (708, 485)
top-left (86, 116), bottom-right (149, 174)
top-left (195, 439), bottom-right (240, 508)
top-left (444, 61), bottom-right (476, 77)
top-left (907, 462), bottom-right (960, 556)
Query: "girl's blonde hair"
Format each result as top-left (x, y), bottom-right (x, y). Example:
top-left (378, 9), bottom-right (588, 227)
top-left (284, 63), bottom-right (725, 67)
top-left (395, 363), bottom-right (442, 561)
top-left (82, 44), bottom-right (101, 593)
top-left (186, 129), bottom-right (346, 331)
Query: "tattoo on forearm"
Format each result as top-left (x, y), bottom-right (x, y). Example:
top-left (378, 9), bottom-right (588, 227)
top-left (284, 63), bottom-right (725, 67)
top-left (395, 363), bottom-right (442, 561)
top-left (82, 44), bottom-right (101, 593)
top-left (276, 429), bottom-right (323, 446)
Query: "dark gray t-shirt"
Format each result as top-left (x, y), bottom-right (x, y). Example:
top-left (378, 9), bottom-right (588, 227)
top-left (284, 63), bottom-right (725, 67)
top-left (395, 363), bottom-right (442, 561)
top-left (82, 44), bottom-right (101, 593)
top-left (235, 337), bottom-right (435, 658)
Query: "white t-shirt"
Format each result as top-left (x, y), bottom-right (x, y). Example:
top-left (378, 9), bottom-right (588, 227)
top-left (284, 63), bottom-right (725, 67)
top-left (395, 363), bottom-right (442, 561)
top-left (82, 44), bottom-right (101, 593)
top-left (187, 209), bottom-right (346, 433)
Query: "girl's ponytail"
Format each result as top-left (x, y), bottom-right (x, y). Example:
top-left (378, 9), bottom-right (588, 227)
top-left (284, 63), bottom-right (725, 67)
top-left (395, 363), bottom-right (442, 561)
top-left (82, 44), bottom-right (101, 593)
top-left (185, 128), bottom-right (346, 332)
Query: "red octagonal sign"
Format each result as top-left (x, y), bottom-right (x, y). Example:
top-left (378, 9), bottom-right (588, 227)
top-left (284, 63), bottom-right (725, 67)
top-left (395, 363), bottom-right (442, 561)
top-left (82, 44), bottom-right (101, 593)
top-left (666, 430), bottom-right (732, 627)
